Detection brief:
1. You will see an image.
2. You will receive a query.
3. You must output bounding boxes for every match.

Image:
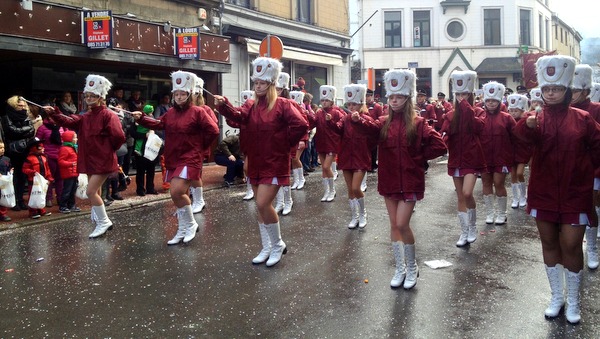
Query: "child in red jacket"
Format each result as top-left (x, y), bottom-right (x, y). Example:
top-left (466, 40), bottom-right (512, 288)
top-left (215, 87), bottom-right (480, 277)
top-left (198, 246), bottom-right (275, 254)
top-left (22, 138), bottom-right (54, 218)
top-left (58, 131), bottom-right (80, 213)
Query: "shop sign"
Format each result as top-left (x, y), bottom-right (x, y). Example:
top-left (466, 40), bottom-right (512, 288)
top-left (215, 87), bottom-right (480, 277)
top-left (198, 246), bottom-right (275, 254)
top-left (175, 27), bottom-right (199, 60)
top-left (82, 10), bottom-right (113, 49)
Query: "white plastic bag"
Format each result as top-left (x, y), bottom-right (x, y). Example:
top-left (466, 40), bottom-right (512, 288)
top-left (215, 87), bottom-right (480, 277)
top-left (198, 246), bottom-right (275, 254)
top-left (143, 132), bottom-right (163, 161)
top-left (76, 173), bottom-right (89, 200)
top-left (0, 173), bottom-right (16, 208)
top-left (28, 172), bottom-right (48, 209)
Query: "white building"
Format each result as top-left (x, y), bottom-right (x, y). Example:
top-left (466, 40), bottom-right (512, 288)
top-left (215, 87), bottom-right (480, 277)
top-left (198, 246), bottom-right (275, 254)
top-left (358, 0), bottom-right (570, 100)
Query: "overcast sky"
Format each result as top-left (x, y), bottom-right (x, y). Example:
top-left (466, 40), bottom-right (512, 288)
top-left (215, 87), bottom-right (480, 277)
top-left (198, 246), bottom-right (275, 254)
top-left (552, 0), bottom-right (599, 39)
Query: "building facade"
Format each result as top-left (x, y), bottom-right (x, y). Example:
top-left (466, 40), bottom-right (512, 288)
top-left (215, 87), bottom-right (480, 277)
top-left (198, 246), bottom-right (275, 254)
top-left (1, 0), bottom-right (231, 113)
top-left (358, 0), bottom-right (582, 101)
top-left (221, 0), bottom-right (352, 135)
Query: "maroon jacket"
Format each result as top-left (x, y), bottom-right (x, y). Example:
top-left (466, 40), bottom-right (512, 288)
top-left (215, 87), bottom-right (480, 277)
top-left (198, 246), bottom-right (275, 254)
top-left (327, 112), bottom-right (379, 171)
top-left (314, 106), bottom-right (345, 154)
top-left (50, 106), bottom-right (125, 174)
top-left (573, 99), bottom-right (600, 178)
top-left (512, 115), bottom-right (533, 164)
top-left (58, 144), bottom-right (78, 179)
top-left (367, 102), bottom-right (384, 120)
top-left (416, 101), bottom-right (436, 122)
top-left (219, 97), bottom-right (307, 180)
top-left (377, 115), bottom-right (446, 197)
top-left (138, 104), bottom-right (219, 171)
top-left (480, 107), bottom-right (516, 168)
top-left (440, 100), bottom-right (486, 172)
top-left (513, 104), bottom-right (600, 215)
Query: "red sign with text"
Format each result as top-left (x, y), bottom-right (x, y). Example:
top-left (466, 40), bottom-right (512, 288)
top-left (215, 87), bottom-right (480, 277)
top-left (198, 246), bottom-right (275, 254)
top-left (82, 10), bottom-right (112, 49)
top-left (175, 28), bottom-right (199, 60)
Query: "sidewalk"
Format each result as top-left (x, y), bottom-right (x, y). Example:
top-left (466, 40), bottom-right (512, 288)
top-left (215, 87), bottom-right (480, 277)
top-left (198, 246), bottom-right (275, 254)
top-left (0, 163), bottom-right (229, 231)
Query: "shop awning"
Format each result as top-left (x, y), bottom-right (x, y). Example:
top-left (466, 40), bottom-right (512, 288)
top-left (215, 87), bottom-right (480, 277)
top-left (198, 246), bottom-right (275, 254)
top-left (476, 57), bottom-right (521, 74)
top-left (246, 39), bottom-right (344, 66)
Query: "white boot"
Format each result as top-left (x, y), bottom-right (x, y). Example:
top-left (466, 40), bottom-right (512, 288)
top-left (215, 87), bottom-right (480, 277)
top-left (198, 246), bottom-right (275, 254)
top-left (242, 180), bottom-right (254, 200)
top-left (167, 208), bottom-right (187, 245)
top-left (403, 243), bottom-right (419, 289)
top-left (282, 186), bottom-right (293, 216)
top-left (181, 205), bottom-right (199, 243)
top-left (347, 199), bottom-right (359, 229)
top-left (190, 187), bottom-right (205, 213)
top-left (332, 162), bottom-right (338, 181)
top-left (89, 205), bottom-right (113, 238)
top-left (326, 178), bottom-right (336, 202)
top-left (290, 168), bottom-right (300, 190)
top-left (586, 226), bottom-right (599, 269)
top-left (296, 168), bottom-right (306, 190)
top-left (321, 178), bottom-right (330, 202)
top-left (456, 211), bottom-right (469, 247)
top-left (484, 194), bottom-right (495, 224)
top-left (544, 264), bottom-right (565, 318)
top-left (511, 183), bottom-right (520, 208)
top-left (274, 187), bottom-right (284, 213)
top-left (467, 208), bottom-right (477, 243)
top-left (360, 173), bottom-right (367, 192)
top-left (597, 207), bottom-right (600, 238)
top-left (357, 197), bottom-right (367, 228)
top-left (494, 196), bottom-right (507, 225)
top-left (265, 222), bottom-right (287, 267)
top-left (519, 182), bottom-right (527, 207)
top-left (390, 241), bottom-right (406, 288)
top-left (252, 223), bottom-right (271, 264)
top-left (565, 269), bottom-right (583, 324)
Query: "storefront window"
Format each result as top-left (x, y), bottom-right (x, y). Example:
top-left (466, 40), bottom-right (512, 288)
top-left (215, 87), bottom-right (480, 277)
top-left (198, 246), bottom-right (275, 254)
top-left (293, 63), bottom-right (327, 105)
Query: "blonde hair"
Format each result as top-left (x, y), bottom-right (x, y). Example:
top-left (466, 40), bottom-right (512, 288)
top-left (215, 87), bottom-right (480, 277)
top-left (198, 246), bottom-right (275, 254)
top-left (254, 84), bottom-right (277, 111)
top-left (194, 93), bottom-right (205, 106)
top-left (6, 95), bottom-right (24, 110)
top-left (381, 98), bottom-right (417, 144)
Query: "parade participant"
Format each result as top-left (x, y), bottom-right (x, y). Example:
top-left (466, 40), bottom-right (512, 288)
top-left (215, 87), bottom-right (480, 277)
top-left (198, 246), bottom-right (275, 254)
top-left (2, 96), bottom-right (43, 211)
top-left (213, 57), bottom-right (308, 267)
top-left (513, 55), bottom-right (600, 324)
top-left (366, 88), bottom-right (384, 180)
top-left (506, 94), bottom-right (532, 209)
top-left (570, 64), bottom-right (600, 270)
top-left (590, 83), bottom-right (600, 103)
top-left (289, 90), bottom-right (315, 191)
top-left (132, 71), bottom-right (218, 245)
top-left (416, 90), bottom-right (435, 122)
top-left (433, 92), bottom-right (452, 131)
top-left (45, 75), bottom-right (125, 238)
top-left (440, 71), bottom-right (486, 247)
top-left (479, 81), bottom-right (516, 225)
top-left (326, 84), bottom-right (378, 229)
top-left (188, 74), bottom-right (216, 214)
top-left (529, 88), bottom-right (544, 111)
top-left (273, 72), bottom-right (294, 215)
top-left (314, 85), bottom-right (345, 202)
top-left (376, 70), bottom-right (446, 288)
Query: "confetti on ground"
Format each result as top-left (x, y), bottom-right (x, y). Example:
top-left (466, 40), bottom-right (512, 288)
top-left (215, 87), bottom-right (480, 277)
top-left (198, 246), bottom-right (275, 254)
top-left (364, 279), bottom-right (369, 284)
top-left (4, 268), bottom-right (14, 272)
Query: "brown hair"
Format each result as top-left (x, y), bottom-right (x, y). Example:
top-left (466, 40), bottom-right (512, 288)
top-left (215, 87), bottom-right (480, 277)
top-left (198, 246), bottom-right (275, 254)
top-left (451, 93), bottom-right (474, 134)
top-left (381, 98), bottom-right (417, 145)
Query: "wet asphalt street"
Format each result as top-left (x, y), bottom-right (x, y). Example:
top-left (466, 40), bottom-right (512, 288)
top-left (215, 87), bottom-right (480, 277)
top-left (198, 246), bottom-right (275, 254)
top-left (1, 158), bottom-right (599, 338)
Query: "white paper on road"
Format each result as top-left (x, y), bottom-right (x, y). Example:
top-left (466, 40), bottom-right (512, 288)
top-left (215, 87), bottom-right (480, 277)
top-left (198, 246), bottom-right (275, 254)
top-left (424, 259), bottom-right (453, 269)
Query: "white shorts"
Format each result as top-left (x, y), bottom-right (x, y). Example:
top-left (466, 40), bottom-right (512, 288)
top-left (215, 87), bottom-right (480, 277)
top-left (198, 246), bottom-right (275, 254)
top-left (594, 177), bottom-right (600, 191)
